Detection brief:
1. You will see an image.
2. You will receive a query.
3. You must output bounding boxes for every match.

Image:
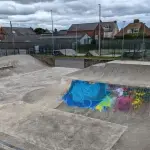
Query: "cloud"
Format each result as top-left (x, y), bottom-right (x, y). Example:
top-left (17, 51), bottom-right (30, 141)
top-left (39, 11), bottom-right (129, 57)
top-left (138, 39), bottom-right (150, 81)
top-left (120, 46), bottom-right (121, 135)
top-left (0, 0), bottom-right (149, 30)
top-left (10, 0), bottom-right (55, 4)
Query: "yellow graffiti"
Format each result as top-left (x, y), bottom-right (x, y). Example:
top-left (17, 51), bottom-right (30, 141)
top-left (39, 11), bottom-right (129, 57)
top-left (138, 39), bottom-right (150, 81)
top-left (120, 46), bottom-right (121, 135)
top-left (132, 91), bottom-right (145, 109)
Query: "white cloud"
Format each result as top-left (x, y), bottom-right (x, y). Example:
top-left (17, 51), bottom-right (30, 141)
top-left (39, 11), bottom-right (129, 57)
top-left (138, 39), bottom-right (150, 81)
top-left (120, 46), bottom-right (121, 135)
top-left (0, 0), bottom-right (149, 30)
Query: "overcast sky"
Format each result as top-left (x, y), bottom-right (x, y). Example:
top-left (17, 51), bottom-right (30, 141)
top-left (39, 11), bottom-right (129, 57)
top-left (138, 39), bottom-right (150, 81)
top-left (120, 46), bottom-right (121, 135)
top-left (0, 0), bottom-right (149, 30)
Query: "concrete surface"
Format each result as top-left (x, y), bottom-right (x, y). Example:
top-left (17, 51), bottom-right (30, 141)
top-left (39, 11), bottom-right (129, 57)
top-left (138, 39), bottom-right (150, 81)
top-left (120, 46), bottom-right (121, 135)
top-left (2, 109), bottom-right (126, 150)
top-left (0, 67), bottom-right (79, 104)
top-left (0, 55), bottom-right (48, 78)
top-left (67, 63), bottom-right (105, 81)
top-left (100, 60), bottom-right (150, 87)
top-left (0, 132), bottom-right (45, 150)
top-left (0, 55), bottom-right (150, 150)
top-left (66, 60), bottom-right (150, 87)
top-left (57, 102), bottom-right (150, 150)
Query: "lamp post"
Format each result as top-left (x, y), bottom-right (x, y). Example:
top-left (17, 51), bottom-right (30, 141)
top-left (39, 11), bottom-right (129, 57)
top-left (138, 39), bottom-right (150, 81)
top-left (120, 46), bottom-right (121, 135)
top-left (98, 4), bottom-right (101, 56)
top-left (76, 25), bottom-right (78, 53)
top-left (142, 23), bottom-right (146, 60)
top-left (51, 10), bottom-right (54, 55)
top-left (122, 21), bottom-right (126, 59)
top-left (143, 23), bottom-right (145, 46)
top-left (10, 21), bottom-right (15, 51)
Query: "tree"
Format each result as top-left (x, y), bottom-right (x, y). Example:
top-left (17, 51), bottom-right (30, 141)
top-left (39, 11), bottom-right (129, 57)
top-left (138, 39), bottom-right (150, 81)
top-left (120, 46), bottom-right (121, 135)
top-left (34, 28), bottom-right (47, 34)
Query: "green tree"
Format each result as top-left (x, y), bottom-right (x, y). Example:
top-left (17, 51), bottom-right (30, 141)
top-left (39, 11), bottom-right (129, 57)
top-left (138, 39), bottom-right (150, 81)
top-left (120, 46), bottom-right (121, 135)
top-left (34, 28), bottom-right (46, 34)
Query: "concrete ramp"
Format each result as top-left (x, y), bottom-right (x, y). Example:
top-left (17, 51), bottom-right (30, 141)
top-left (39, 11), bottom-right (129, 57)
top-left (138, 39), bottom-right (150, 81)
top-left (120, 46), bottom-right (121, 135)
top-left (67, 63), bottom-right (105, 81)
top-left (0, 132), bottom-right (45, 150)
top-left (100, 60), bottom-right (150, 87)
top-left (67, 60), bottom-right (150, 87)
top-left (7, 109), bottom-right (127, 150)
top-left (87, 50), bottom-right (99, 56)
top-left (55, 49), bottom-right (76, 56)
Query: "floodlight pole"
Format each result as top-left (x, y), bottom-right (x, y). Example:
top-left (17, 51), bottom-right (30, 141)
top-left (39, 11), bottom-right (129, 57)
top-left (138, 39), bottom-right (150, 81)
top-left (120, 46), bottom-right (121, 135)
top-left (51, 10), bottom-right (54, 55)
top-left (98, 4), bottom-right (101, 56)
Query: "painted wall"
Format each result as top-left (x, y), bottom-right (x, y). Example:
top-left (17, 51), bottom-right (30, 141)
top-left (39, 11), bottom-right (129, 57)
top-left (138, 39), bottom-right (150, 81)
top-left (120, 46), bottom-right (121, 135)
top-left (63, 80), bottom-right (150, 112)
top-left (96, 84), bottom-right (150, 112)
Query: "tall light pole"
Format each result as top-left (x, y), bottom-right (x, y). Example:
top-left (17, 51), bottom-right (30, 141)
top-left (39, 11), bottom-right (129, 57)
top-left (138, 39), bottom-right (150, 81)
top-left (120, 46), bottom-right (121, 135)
top-left (10, 21), bottom-right (15, 50)
top-left (122, 21), bottom-right (126, 59)
top-left (51, 10), bottom-right (54, 55)
top-left (98, 4), bottom-right (101, 56)
top-left (76, 25), bottom-right (78, 53)
top-left (143, 23), bottom-right (145, 46)
top-left (142, 23), bottom-right (146, 60)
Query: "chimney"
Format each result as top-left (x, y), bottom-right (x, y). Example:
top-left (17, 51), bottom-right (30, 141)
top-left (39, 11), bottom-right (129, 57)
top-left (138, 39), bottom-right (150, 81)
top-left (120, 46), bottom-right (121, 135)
top-left (134, 19), bottom-right (140, 23)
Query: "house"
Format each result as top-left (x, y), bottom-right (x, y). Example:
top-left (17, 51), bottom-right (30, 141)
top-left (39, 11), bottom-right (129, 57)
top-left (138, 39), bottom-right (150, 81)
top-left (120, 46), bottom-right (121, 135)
top-left (115, 19), bottom-right (150, 38)
top-left (2, 27), bottom-right (36, 36)
top-left (101, 21), bottom-right (119, 39)
top-left (0, 27), bottom-right (5, 40)
top-left (0, 26), bottom-right (39, 49)
top-left (67, 22), bottom-right (104, 39)
top-left (68, 21), bottom-right (119, 39)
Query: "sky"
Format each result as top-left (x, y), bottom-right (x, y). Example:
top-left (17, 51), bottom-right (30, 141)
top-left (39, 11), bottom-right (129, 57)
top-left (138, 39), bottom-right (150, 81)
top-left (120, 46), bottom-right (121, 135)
top-left (0, 0), bottom-right (149, 30)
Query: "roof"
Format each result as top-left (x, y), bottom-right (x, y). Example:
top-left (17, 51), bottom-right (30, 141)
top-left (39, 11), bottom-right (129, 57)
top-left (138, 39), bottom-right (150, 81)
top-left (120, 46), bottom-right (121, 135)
top-left (3, 27), bottom-right (36, 36)
top-left (68, 22), bottom-right (99, 32)
top-left (58, 30), bottom-right (67, 35)
top-left (116, 22), bottom-right (150, 37)
top-left (101, 21), bottom-right (117, 32)
top-left (2, 35), bottom-right (39, 43)
top-left (39, 34), bottom-right (87, 40)
top-left (68, 21), bottom-right (117, 33)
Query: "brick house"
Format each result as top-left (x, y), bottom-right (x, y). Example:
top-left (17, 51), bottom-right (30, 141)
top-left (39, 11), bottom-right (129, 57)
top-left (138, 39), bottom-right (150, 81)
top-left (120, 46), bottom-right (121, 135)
top-left (115, 19), bottom-right (150, 38)
top-left (0, 27), bottom-right (5, 40)
top-left (101, 21), bottom-right (119, 39)
top-left (67, 22), bottom-right (104, 39)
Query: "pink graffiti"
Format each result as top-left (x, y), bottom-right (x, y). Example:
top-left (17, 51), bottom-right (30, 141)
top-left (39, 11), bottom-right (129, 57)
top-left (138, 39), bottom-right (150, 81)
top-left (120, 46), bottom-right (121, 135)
top-left (116, 96), bottom-right (133, 111)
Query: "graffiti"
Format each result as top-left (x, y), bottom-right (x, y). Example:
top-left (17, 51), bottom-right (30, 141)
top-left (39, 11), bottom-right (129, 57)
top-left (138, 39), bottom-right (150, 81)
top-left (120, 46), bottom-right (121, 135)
top-left (62, 80), bottom-right (150, 112)
top-left (96, 84), bottom-right (150, 112)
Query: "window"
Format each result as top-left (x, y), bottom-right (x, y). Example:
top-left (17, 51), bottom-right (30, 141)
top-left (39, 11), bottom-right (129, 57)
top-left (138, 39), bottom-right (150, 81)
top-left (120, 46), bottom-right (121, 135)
top-left (104, 25), bottom-right (110, 29)
top-left (127, 29), bottom-right (132, 33)
top-left (133, 28), bottom-right (139, 33)
top-left (127, 28), bottom-right (139, 34)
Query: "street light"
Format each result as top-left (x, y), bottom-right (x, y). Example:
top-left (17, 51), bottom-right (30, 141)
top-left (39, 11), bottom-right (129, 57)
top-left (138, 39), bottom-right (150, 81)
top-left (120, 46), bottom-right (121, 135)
top-left (51, 10), bottom-right (54, 55)
top-left (122, 21), bottom-right (126, 59)
top-left (10, 21), bottom-right (15, 51)
top-left (142, 23), bottom-right (146, 60)
top-left (143, 23), bottom-right (145, 46)
top-left (76, 25), bottom-right (78, 53)
top-left (98, 4), bottom-right (101, 56)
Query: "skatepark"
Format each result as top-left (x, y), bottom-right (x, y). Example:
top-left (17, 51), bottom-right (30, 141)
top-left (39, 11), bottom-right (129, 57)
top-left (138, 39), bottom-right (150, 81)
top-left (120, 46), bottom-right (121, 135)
top-left (0, 54), bottom-right (149, 150)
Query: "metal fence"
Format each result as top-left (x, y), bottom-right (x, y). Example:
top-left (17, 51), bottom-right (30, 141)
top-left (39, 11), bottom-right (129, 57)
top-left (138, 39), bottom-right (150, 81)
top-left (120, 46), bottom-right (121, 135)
top-left (0, 39), bottom-right (150, 60)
